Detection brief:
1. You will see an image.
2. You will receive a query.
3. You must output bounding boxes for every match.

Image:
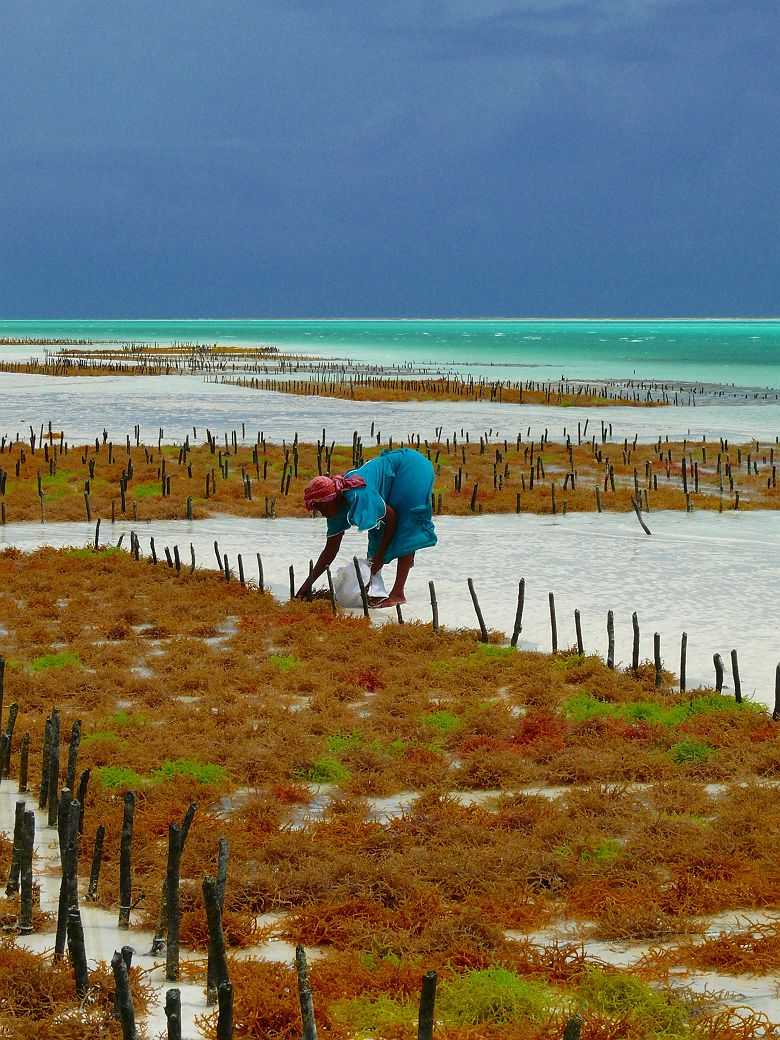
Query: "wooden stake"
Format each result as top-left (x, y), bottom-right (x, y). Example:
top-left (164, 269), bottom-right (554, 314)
top-left (654, 633), bottom-right (662, 689)
top-left (680, 632), bottom-right (687, 693)
top-left (714, 652), bottom-right (724, 693)
top-left (118, 791), bottom-right (136, 928)
top-left (417, 970), bottom-right (437, 1040)
top-left (111, 949), bottom-right (138, 1040)
top-left (632, 612), bottom-right (640, 672)
top-left (467, 578), bottom-right (489, 642)
top-left (606, 610), bottom-right (615, 669)
top-left (549, 592), bottom-right (558, 652)
top-left (429, 581), bottom-right (439, 631)
top-left (296, 945), bottom-right (318, 1040)
top-left (731, 648), bottom-right (742, 704)
top-left (510, 579), bottom-right (525, 648)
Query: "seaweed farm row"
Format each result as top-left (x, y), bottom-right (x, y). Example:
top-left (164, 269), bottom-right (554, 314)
top-left (0, 545), bottom-right (780, 1038)
top-left (1, 423), bottom-right (779, 526)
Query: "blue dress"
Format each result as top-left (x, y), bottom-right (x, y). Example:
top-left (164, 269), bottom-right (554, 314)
top-left (326, 448), bottom-right (437, 563)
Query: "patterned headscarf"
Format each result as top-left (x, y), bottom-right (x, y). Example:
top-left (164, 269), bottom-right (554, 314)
top-left (304, 474), bottom-right (366, 510)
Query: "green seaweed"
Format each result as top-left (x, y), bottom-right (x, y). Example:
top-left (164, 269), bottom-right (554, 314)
top-left (29, 652), bottom-right (81, 672)
top-left (297, 757), bottom-right (351, 784)
top-left (152, 758), bottom-right (228, 785)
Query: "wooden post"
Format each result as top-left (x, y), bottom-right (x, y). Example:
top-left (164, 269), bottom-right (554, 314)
top-left (429, 581), bottom-right (439, 631)
top-left (510, 579), bottom-right (525, 648)
top-left (467, 578), bottom-right (489, 642)
top-left (632, 612), bottom-right (640, 673)
top-left (563, 1013), bottom-right (583, 1040)
top-left (165, 989), bottom-right (182, 1040)
top-left (237, 554), bottom-right (245, 587)
top-left (730, 648), bottom-right (742, 704)
top-left (118, 791), bottom-right (136, 928)
top-left (574, 609), bottom-right (584, 655)
top-left (289, 565), bottom-right (295, 600)
top-left (773, 663), bottom-right (779, 721)
top-left (86, 824), bottom-right (105, 901)
top-left (65, 799), bottom-right (89, 998)
top-left (5, 800), bottom-right (25, 895)
top-left (203, 876), bottom-right (229, 1007)
top-left (606, 610), bottom-right (615, 669)
top-left (165, 822), bottom-right (182, 981)
top-left (18, 810), bottom-right (35, 934)
top-left (549, 592), bottom-right (558, 652)
top-left (714, 653), bottom-right (724, 693)
top-left (217, 981), bottom-right (234, 1040)
top-left (257, 553), bottom-right (264, 593)
top-left (654, 633), bottom-right (662, 690)
top-left (326, 566), bottom-right (336, 615)
top-left (111, 950), bottom-right (138, 1040)
top-left (632, 496), bottom-right (652, 535)
top-left (417, 970), bottom-right (437, 1040)
top-left (296, 945), bottom-right (318, 1040)
top-left (680, 632), bottom-right (687, 693)
top-left (47, 708), bottom-right (61, 827)
top-left (18, 730), bottom-right (29, 792)
top-left (353, 557), bottom-right (370, 617)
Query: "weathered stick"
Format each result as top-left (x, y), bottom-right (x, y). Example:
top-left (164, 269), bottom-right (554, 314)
top-left (18, 809), bottom-right (35, 934)
top-left (417, 969), bottom-right (437, 1040)
top-left (680, 632), bottom-right (688, 693)
top-left (111, 949), bottom-right (138, 1040)
top-left (18, 730), bottom-right (29, 792)
top-left (510, 578), bottom-right (525, 647)
top-left (326, 566), bottom-right (336, 615)
top-left (217, 981), bottom-right (234, 1040)
top-left (549, 592), bottom-right (558, 652)
top-left (773, 663), bottom-right (779, 722)
top-left (5, 800), bottom-right (25, 895)
top-left (208, 837), bottom-right (229, 1002)
top-left (65, 718), bottom-right (81, 792)
top-left (353, 557), bottom-right (370, 618)
top-left (654, 633), bottom-right (662, 690)
top-left (632, 496), bottom-right (652, 535)
top-left (632, 612), bottom-right (640, 672)
top-left (731, 648), bottom-right (742, 703)
top-left (714, 652), bottom-right (724, 693)
top-left (606, 610), bottom-right (615, 669)
top-left (47, 708), bottom-right (61, 826)
top-left (296, 944), bottom-right (318, 1040)
top-left (257, 553), bottom-right (264, 593)
top-left (38, 715), bottom-right (52, 810)
top-left (86, 823), bottom-right (105, 901)
top-left (165, 989), bottom-right (182, 1040)
top-left (429, 581), bottom-right (439, 631)
top-left (467, 577), bottom-right (489, 642)
top-left (165, 822), bottom-right (182, 981)
top-left (203, 875), bottom-right (230, 1007)
top-left (574, 609), bottom-right (584, 655)
top-left (65, 799), bottom-right (89, 998)
top-left (118, 791), bottom-right (136, 928)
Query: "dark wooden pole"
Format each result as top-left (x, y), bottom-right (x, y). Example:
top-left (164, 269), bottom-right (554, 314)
top-left (165, 989), bottom-right (182, 1040)
top-left (654, 633), bottom-right (662, 690)
top-left (467, 578), bottom-right (489, 642)
top-left (118, 791), bottom-right (136, 928)
top-left (632, 612), bottom-right (640, 672)
top-left (296, 945), bottom-right (318, 1040)
top-left (606, 610), bottom-right (615, 669)
top-left (549, 592), bottom-right (558, 652)
top-left (680, 632), bottom-right (688, 693)
top-left (217, 981), bottom-right (234, 1040)
top-left (86, 824), bottom-right (105, 901)
top-left (428, 582), bottom-right (439, 631)
top-left (714, 653), bottom-right (724, 693)
top-left (730, 648), bottom-right (742, 703)
top-left (203, 875), bottom-right (229, 1007)
top-left (352, 557), bottom-right (370, 617)
top-left (165, 822), bottom-right (182, 981)
top-left (574, 609), bottom-right (584, 655)
top-left (510, 579), bottom-right (525, 648)
top-left (417, 970), bottom-right (437, 1040)
top-left (111, 949), bottom-right (138, 1040)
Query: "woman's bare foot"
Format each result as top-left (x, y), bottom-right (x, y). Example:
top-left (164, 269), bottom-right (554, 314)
top-left (371, 592), bottom-right (406, 608)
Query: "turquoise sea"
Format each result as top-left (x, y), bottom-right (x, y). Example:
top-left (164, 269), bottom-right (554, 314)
top-left (2, 318), bottom-right (780, 389)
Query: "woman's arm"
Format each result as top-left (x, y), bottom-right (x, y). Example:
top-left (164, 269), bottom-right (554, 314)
top-left (370, 504), bottom-right (397, 573)
top-left (295, 531), bottom-right (344, 598)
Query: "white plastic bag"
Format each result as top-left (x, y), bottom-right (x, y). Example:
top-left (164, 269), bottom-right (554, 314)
top-left (332, 558), bottom-right (388, 607)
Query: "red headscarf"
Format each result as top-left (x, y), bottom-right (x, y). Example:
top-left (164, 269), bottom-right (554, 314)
top-left (304, 474), bottom-right (366, 510)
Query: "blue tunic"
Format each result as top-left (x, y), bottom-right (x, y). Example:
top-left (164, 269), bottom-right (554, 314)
top-left (326, 448), bottom-right (437, 563)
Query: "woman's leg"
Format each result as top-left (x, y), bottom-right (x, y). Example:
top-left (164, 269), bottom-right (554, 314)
top-left (382, 553), bottom-right (414, 606)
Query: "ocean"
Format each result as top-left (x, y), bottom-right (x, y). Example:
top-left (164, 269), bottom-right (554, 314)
top-left (2, 318), bottom-right (780, 389)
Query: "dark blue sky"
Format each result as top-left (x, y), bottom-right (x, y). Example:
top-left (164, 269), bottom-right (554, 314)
top-left (1, 1), bottom-right (778, 317)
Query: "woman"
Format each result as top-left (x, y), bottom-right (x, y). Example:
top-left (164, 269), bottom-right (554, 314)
top-left (296, 448), bottom-right (437, 607)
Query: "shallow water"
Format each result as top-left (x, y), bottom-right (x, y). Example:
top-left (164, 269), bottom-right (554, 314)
top-left (3, 371), bottom-right (780, 446)
top-left (3, 317), bottom-right (780, 387)
top-left (2, 510), bottom-right (778, 708)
